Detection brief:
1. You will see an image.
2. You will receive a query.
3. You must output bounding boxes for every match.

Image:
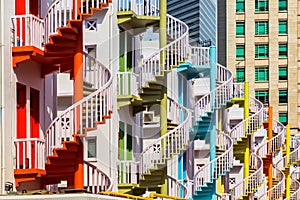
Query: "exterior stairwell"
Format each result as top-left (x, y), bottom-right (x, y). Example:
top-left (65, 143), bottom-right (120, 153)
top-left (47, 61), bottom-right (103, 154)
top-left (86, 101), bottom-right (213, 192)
top-left (192, 63), bottom-right (234, 200)
top-left (13, 0), bottom-right (113, 192)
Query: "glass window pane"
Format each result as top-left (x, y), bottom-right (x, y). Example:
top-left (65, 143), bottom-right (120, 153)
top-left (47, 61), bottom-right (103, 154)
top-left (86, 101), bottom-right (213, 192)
top-left (255, 44), bottom-right (269, 58)
top-left (236, 68), bottom-right (245, 82)
top-left (87, 138), bottom-right (97, 158)
top-left (236, 0), bottom-right (245, 12)
top-left (255, 90), bottom-right (269, 104)
top-left (255, 0), bottom-right (268, 12)
top-left (236, 22), bottom-right (245, 35)
top-left (255, 21), bottom-right (268, 35)
top-left (279, 44), bottom-right (288, 58)
top-left (236, 45), bottom-right (245, 59)
top-left (279, 21), bottom-right (287, 34)
top-left (279, 113), bottom-right (288, 125)
top-left (279, 90), bottom-right (288, 103)
top-left (255, 67), bottom-right (269, 81)
top-left (279, 0), bottom-right (287, 11)
top-left (279, 67), bottom-right (287, 80)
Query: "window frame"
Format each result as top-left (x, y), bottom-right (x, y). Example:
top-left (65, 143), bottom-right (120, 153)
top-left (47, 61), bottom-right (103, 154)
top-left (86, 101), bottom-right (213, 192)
top-left (279, 113), bottom-right (288, 125)
top-left (236, 22), bottom-right (245, 36)
top-left (236, 68), bottom-right (245, 82)
top-left (279, 67), bottom-right (288, 80)
top-left (255, 0), bottom-right (269, 12)
top-left (236, 0), bottom-right (245, 12)
top-left (255, 44), bottom-right (269, 59)
top-left (279, 43), bottom-right (288, 58)
top-left (236, 45), bottom-right (245, 59)
top-left (255, 67), bottom-right (269, 82)
top-left (255, 21), bottom-right (269, 35)
top-left (279, 89), bottom-right (288, 103)
top-left (279, 21), bottom-right (288, 34)
top-left (255, 90), bottom-right (269, 104)
top-left (279, 0), bottom-right (287, 11)
top-left (87, 137), bottom-right (97, 159)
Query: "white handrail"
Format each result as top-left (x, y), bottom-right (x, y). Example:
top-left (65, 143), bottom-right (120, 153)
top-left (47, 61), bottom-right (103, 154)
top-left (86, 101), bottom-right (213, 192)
top-left (139, 97), bottom-right (191, 176)
top-left (118, 0), bottom-right (159, 16)
top-left (14, 138), bottom-right (45, 170)
top-left (193, 131), bottom-right (233, 192)
top-left (287, 170), bottom-right (300, 200)
top-left (167, 175), bottom-right (188, 199)
top-left (118, 160), bottom-right (139, 184)
top-left (117, 72), bottom-right (139, 96)
top-left (189, 47), bottom-right (210, 66)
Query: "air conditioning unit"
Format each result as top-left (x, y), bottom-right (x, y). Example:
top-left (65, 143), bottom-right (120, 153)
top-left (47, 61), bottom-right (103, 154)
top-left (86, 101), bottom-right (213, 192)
top-left (143, 111), bottom-right (159, 124)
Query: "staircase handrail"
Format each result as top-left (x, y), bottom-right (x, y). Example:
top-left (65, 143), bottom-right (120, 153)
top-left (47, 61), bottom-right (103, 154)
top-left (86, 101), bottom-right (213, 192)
top-left (139, 14), bottom-right (189, 88)
top-left (256, 119), bottom-right (286, 158)
top-left (194, 64), bottom-right (233, 118)
top-left (44, 51), bottom-right (112, 157)
top-left (117, 71), bottom-right (139, 96)
top-left (229, 153), bottom-right (264, 199)
top-left (84, 160), bottom-right (113, 192)
top-left (287, 170), bottom-right (300, 200)
top-left (118, 0), bottom-right (159, 16)
top-left (167, 175), bottom-right (188, 199)
top-left (193, 131), bottom-right (233, 191)
top-left (189, 46), bottom-right (210, 66)
top-left (139, 97), bottom-right (191, 176)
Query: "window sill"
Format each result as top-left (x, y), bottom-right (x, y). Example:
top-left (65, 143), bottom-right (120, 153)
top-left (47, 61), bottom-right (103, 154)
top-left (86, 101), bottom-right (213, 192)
top-left (279, 103), bottom-right (288, 106)
top-left (85, 158), bottom-right (97, 162)
top-left (255, 81), bottom-right (269, 83)
top-left (255, 58), bottom-right (269, 60)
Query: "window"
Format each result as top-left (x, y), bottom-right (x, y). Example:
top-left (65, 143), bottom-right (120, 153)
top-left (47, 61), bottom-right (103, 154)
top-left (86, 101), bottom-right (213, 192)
top-left (236, 22), bottom-right (245, 36)
top-left (279, 113), bottom-right (288, 125)
top-left (255, 0), bottom-right (268, 12)
top-left (236, 45), bottom-right (245, 59)
top-left (279, 67), bottom-right (287, 80)
top-left (255, 90), bottom-right (269, 104)
top-left (236, 0), bottom-right (245, 12)
top-left (255, 67), bottom-right (269, 81)
top-left (236, 68), bottom-right (245, 82)
top-left (279, 21), bottom-right (287, 34)
top-left (86, 20), bottom-right (97, 31)
top-left (279, 0), bottom-right (287, 11)
top-left (279, 44), bottom-right (288, 58)
top-left (279, 90), bottom-right (288, 103)
top-left (255, 21), bottom-right (268, 35)
top-left (255, 44), bottom-right (269, 58)
top-left (87, 138), bottom-right (97, 158)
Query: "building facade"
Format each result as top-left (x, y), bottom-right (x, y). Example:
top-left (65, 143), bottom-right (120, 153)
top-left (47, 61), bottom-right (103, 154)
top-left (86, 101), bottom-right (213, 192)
top-left (218, 0), bottom-right (299, 135)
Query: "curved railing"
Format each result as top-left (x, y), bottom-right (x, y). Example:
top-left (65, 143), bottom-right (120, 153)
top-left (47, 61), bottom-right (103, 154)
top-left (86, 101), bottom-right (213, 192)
top-left (230, 154), bottom-right (264, 199)
top-left (193, 131), bottom-right (233, 191)
top-left (84, 160), bottom-right (112, 193)
top-left (139, 14), bottom-right (189, 88)
top-left (289, 170), bottom-right (300, 200)
top-left (118, 0), bottom-right (159, 16)
top-left (139, 97), bottom-right (191, 175)
top-left (167, 175), bottom-right (188, 199)
top-left (44, 52), bottom-right (113, 190)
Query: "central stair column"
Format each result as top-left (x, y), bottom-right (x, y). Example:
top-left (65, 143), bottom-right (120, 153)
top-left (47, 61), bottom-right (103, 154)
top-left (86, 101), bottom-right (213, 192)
top-left (267, 106), bottom-right (273, 190)
top-left (285, 124), bottom-right (291, 197)
top-left (73, 24), bottom-right (84, 189)
top-left (159, 0), bottom-right (168, 194)
top-left (244, 82), bottom-right (250, 181)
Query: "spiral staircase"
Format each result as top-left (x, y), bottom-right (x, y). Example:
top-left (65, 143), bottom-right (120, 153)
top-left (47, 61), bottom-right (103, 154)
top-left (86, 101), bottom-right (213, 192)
top-left (12, 0), bottom-right (113, 192)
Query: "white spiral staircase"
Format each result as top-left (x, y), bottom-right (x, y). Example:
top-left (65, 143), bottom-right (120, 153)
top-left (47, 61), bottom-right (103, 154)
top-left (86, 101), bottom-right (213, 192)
top-left (12, 0), bottom-right (113, 192)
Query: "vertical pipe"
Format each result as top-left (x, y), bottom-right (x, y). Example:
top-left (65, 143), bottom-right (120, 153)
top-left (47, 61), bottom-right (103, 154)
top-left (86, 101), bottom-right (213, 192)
top-left (268, 106), bottom-right (273, 190)
top-left (286, 124), bottom-right (291, 200)
top-left (209, 46), bottom-right (216, 161)
top-left (244, 82), bottom-right (249, 179)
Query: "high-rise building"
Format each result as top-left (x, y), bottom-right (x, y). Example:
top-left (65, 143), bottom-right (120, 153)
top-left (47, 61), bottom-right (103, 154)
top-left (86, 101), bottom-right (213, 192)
top-left (218, 0), bottom-right (299, 135)
top-left (167, 0), bottom-right (217, 46)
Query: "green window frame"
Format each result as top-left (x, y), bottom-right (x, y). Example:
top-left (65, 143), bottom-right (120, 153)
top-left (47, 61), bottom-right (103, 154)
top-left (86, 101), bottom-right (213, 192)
top-left (279, 67), bottom-right (287, 80)
top-left (236, 22), bottom-right (245, 36)
top-left (255, 90), bottom-right (269, 104)
top-left (236, 45), bottom-right (245, 59)
top-left (279, 21), bottom-right (287, 34)
top-left (87, 138), bottom-right (97, 158)
top-left (279, 44), bottom-right (288, 58)
top-left (255, 0), bottom-right (268, 12)
top-left (255, 44), bottom-right (269, 58)
top-left (279, 113), bottom-right (288, 125)
top-left (255, 21), bottom-right (268, 35)
top-left (236, 0), bottom-right (245, 12)
top-left (236, 68), bottom-right (245, 82)
top-left (279, 0), bottom-right (287, 11)
top-left (255, 67), bottom-right (269, 81)
top-left (279, 90), bottom-right (288, 103)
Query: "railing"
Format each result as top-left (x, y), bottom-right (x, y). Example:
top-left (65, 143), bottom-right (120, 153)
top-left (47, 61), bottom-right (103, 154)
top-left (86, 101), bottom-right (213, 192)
top-left (12, 0), bottom-right (110, 48)
top-left (230, 154), bottom-right (264, 199)
top-left (44, 51), bottom-right (112, 157)
top-left (288, 170), bottom-right (300, 200)
top-left (14, 138), bottom-right (45, 170)
top-left (216, 193), bottom-right (231, 200)
top-left (232, 82), bottom-right (244, 98)
top-left (118, 0), bottom-right (159, 16)
top-left (11, 14), bottom-right (44, 49)
top-left (256, 119), bottom-right (286, 158)
top-left (194, 64), bottom-right (233, 118)
top-left (117, 72), bottom-right (139, 96)
top-left (140, 14), bottom-right (189, 88)
top-left (84, 160), bottom-right (112, 193)
top-left (193, 131), bottom-right (233, 192)
top-left (139, 97), bottom-right (191, 176)
top-left (189, 47), bottom-right (210, 66)
top-left (118, 160), bottom-right (139, 184)
top-left (167, 175), bottom-right (188, 199)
